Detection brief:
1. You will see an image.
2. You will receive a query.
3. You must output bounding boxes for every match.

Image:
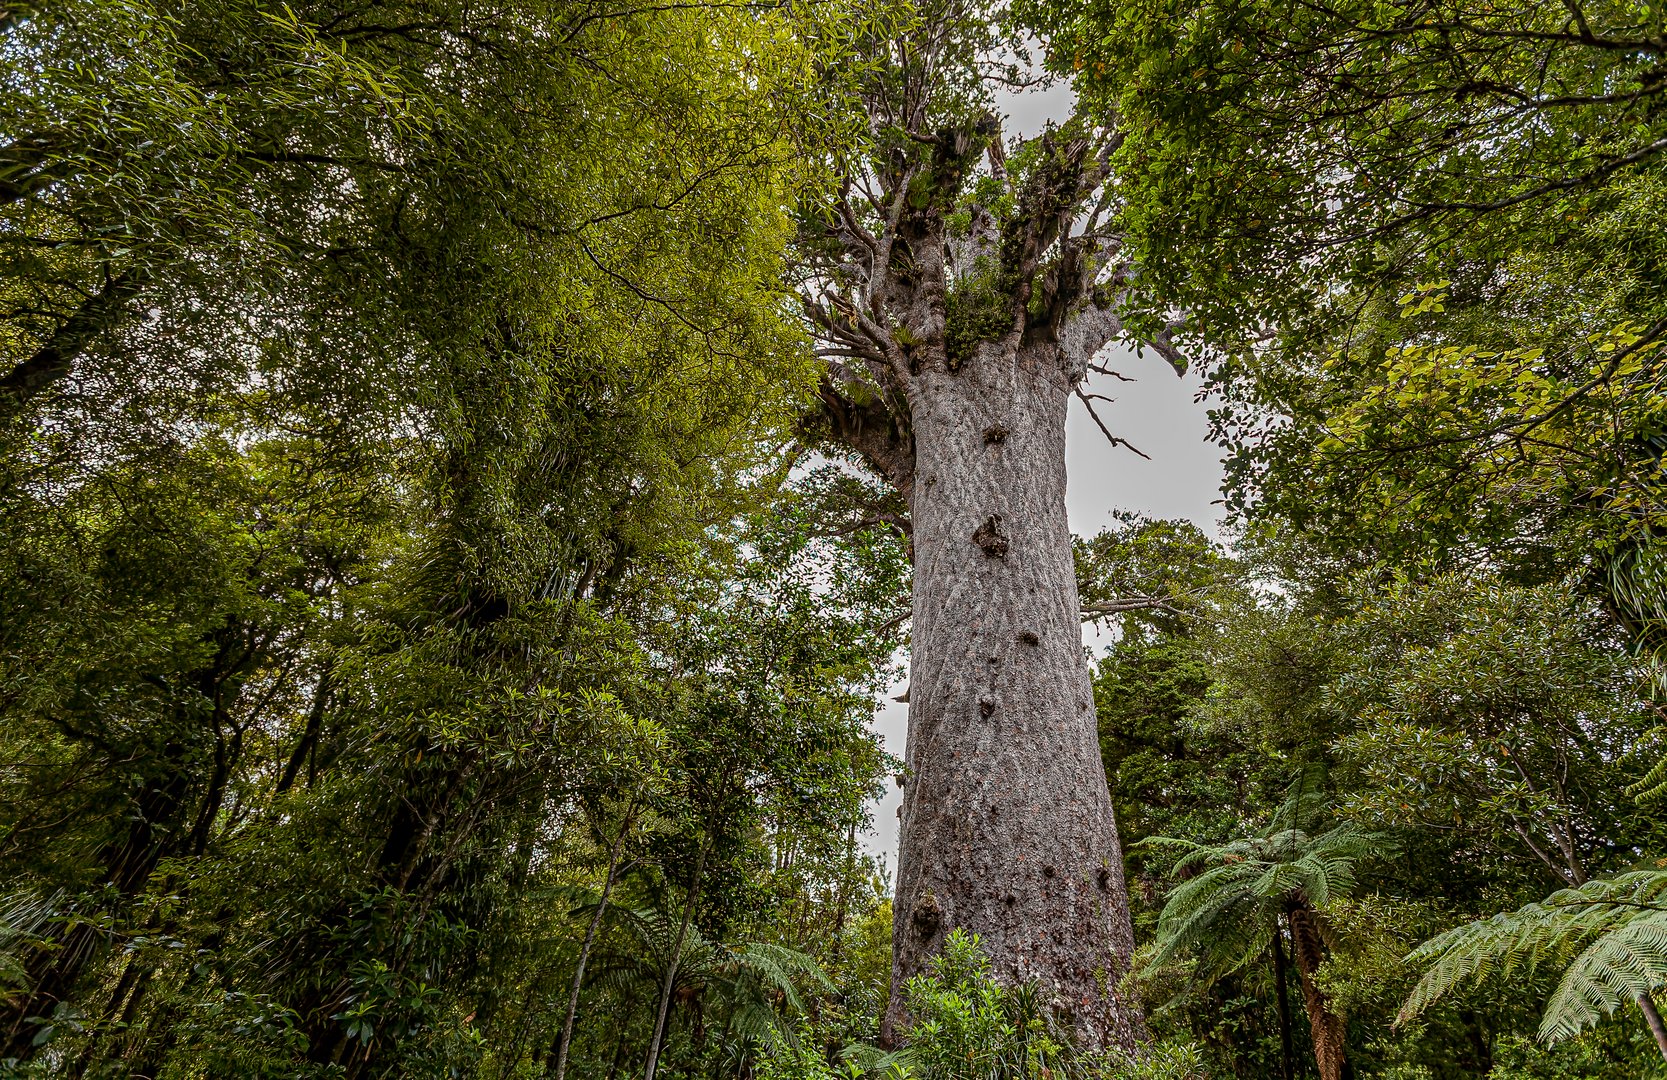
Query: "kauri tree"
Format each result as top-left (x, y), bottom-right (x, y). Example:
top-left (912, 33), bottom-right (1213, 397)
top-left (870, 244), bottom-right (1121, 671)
top-left (798, 0), bottom-right (1182, 1048)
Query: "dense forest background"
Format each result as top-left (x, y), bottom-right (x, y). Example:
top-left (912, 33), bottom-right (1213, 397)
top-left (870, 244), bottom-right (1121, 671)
top-left (3, 0), bottom-right (1667, 1077)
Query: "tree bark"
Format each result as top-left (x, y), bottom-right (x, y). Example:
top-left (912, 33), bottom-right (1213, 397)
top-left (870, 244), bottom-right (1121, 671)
top-left (1637, 992), bottom-right (1667, 1063)
top-left (1272, 922), bottom-right (1295, 1080)
top-left (883, 335), bottom-right (1139, 1049)
top-left (1287, 905), bottom-right (1346, 1080)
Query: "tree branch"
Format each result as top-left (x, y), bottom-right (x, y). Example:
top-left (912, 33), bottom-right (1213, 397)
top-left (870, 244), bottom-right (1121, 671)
top-left (1075, 386), bottom-right (1150, 459)
top-left (1, 267), bottom-right (148, 416)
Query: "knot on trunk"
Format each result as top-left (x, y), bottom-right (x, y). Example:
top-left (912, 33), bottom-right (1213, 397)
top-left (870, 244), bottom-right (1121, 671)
top-left (911, 890), bottom-right (944, 937)
top-left (972, 514), bottom-right (1008, 558)
top-left (982, 423), bottom-right (1009, 445)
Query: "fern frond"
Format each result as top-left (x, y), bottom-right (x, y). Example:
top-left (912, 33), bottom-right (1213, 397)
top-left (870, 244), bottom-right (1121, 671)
top-left (1400, 869), bottom-right (1667, 1043)
top-left (1540, 912), bottom-right (1667, 1042)
top-left (1627, 728), bottom-right (1667, 804)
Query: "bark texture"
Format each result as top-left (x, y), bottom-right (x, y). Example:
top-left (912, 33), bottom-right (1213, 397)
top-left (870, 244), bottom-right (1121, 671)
top-left (1288, 904), bottom-right (1347, 1080)
top-left (887, 339), bottom-right (1138, 1046)
top-left (1638, 993), bottom-right (1667, 1063)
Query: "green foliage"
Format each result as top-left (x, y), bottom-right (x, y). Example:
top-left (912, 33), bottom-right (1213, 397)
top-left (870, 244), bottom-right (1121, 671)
top-left (759, 931), bottom-right (1208, 1080)
top-left (1402, 870), bottom-right (1667, 1046)
top-left (943, 261), bottom-right (1017, 371)
top-left (884, 930), bottom-right (1077, 1079)
top-left (1081, 520), bottom-right (1667, 1074)
top-left (1045, 0), bottom-right (1667, 356)
top-left (1328, 575), bottom-right (1666, 889)
top-left (1146, 772), bottom-right (1387, 975)
top-left (0, 0), bottom-right (904, 1074)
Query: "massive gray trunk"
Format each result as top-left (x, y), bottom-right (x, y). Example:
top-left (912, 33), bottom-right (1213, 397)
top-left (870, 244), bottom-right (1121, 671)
top-left (802, 96), bottom-right (1167, 1051)
top-left (885, 339), bottom-right (1139, 1049)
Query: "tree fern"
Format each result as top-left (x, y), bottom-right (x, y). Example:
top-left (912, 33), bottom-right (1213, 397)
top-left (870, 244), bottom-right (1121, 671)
top-left (1399, 869), bottom-right (1667, 1044)
top-left (580, 895), bottom-right (834, 1053)
top-left (1143, 771), bottom-right (1387, 1080)
top-left (1145, 771), bottom-right (1386, 974)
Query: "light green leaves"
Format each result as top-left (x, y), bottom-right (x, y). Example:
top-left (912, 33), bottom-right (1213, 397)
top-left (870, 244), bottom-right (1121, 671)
top-left (1400, 869), bottom-right (1667, 1045)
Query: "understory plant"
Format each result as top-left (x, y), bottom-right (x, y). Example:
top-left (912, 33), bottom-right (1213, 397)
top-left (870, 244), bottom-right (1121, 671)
top-left (760, 930), bottom-right (1207, 1079)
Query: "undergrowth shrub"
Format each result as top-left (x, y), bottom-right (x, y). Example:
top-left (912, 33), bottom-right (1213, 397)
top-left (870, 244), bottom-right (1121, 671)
top-left (759, 930), bottom-right (1207, 1079)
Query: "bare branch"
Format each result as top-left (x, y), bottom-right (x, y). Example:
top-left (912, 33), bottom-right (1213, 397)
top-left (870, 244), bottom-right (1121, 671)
top-left (1074, 387), bottom-right (1150, 460)
top-left (1080, 595), bottom-right (1178, 615)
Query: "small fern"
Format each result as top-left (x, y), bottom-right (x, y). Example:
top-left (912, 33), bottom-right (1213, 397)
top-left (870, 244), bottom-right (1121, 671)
top-left (0, 891), bottom-right (58, 991)
top-left (1398, 868), bottom-right (1667, 1043)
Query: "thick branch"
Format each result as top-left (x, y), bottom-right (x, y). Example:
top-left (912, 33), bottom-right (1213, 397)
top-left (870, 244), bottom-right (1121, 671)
top-left (1058, 300), bottom-right (1126, 382)
top-left (1140, 322), bottom-right (1190, 375)
top-left (811, 376), bottom-right (915, 501)
top-left (1, 267), bottom-right (148, 415)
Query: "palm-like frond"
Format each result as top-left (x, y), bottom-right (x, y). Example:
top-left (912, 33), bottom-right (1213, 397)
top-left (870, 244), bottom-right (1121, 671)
top-left (1144, 771), bottom-right (1390, 977)
top-left (0, 891), bottom-right (58, 989)
top-left (1628, 726), bottom-right (1667, 804)
top-left (731, 941), bottom-right (836, 1014)
top-left (1605, 539), bottom-right (1667, 798)
top-left (1399, 869), bottom-right (1667, 1043)
top-left (688, 940), bottom-right (834, 1054)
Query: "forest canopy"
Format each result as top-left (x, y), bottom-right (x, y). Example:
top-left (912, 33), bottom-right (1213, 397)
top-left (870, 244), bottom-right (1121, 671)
top-left (2, 0), bottom-right (1666, 1077)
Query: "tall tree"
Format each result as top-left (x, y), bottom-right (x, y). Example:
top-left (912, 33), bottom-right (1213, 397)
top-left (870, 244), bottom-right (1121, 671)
top-left (0, 0), bottom-right (831, 1072)
top-left (797, 0), bottom-right (1181, 1048)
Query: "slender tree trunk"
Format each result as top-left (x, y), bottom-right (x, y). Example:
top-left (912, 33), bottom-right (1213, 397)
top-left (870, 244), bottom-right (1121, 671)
top-left (643, 840), bottom-right (707, 1080)
top-left (553, 805), bottom-right (637, 1080)
top-left (1458, 1009), bottom-right (1492, 1073)
top-left (1271, 922), bottom-right (1295, 1080)
top-left (277, 669), bottom-right (331, 795)
top-left (2, 766), bottom-right (189, 1060)
top-left (884, 340), bottom-right (1139, 1049)
top-left (604, 1029), bottom-right (629, 1080)
top-left (1287, 905), bottom-right (1346, 1080)
top-left (828, 820), bottom-right (858, 963)
top-left (1637, 992), bottom-right (1667, 1063)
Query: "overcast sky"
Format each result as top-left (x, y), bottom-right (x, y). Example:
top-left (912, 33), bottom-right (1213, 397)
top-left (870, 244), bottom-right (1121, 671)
top-left (853, 79), bottom-right (1230, 871)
